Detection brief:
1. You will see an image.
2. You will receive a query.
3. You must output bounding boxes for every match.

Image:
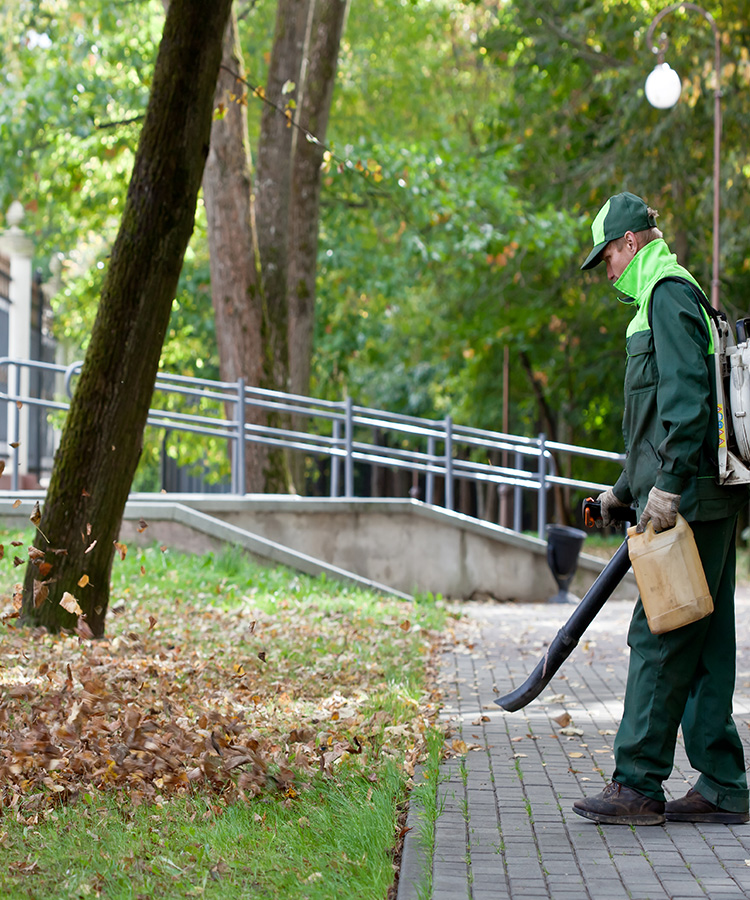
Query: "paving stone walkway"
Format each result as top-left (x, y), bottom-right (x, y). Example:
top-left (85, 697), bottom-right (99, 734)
top-left (398, 587), bottom-right (750, 900)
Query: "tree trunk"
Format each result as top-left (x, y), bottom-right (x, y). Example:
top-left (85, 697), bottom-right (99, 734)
top-left (519, 350), bottom-right (570, 526)
top-left (287, 0), bottom-right (348, 492)
top-left (202, 9), bottom-right (267, 492)
top-left (21, 0), bottom-right (233, 636)
top-left (253, 0), bottom-right (310, 492)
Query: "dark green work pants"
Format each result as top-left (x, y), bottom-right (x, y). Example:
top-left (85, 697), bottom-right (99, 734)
top-left (613, 516), bottom-right (749, 812)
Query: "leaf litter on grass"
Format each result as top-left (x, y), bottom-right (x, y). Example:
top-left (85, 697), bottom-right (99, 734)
top-left (0, 540), bottom-right (447, 826)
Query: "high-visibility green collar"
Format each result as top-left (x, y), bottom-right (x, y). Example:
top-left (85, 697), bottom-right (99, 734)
top-left (614, 239), bottom-right (700, 307)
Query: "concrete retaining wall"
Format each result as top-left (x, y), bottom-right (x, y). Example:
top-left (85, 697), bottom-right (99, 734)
top-left (0, 494), bottom-right (638, 604)
top-left (123, 496), bottom-right (638, 603)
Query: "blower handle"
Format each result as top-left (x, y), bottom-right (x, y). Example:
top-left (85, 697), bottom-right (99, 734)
top-left (582, 497), bottom-right (638, 529)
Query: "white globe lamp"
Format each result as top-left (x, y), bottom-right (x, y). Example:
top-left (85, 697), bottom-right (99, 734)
top-left (645, 62), bottom-right (682, 109)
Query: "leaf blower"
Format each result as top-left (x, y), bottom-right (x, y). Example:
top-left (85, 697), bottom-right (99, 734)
top-left (495, 499), bottom-right (637, 712)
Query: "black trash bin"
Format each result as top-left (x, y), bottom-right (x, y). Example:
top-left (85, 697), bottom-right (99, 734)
top-left (545, 524), bottom-right (587, 604)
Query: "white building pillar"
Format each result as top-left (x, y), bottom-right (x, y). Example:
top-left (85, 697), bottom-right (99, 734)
top-left (0, 201), bottom-right (34, 480)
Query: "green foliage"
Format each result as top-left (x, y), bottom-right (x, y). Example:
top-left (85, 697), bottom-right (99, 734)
top-left (0, 1), bottom-right (162, 269)
top-left (4, 0), bottom-right (749, 506)
top-left (311, 0), bottom-right (750, 498)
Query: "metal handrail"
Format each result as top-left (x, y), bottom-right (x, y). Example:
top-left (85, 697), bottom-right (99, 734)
top-left (0, 357), bottom-right (625, 537)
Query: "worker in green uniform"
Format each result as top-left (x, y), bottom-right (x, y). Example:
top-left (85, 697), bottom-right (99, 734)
top-left (573, 191), bottom-right (749, 825)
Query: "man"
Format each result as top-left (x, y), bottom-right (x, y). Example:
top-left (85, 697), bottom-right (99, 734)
top-left (573, 191), bottom-right (749, 826)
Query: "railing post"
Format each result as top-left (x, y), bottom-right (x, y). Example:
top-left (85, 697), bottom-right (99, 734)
top-left (513, 450), bottom-right (523, 533)
top-left (344, 395), bottom-right (354, 498)
top-left (537, 432), bottom-right (547, 540)
top-left (444, 415), bottom-right (454, 511)
top-left (234, 377), bottom-right (246, 495)
top-left (10, 363), bottom-right (19, 492)
top-left (426, 435), bottom-right (435, 505)
top-left (330, 418), bottom-right (341, 497)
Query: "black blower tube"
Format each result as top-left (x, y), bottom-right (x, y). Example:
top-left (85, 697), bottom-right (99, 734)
top-left (495, 538), bottom-right (632, 712)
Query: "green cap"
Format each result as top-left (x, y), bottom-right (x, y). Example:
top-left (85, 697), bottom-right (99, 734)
top-left (581, 192), bottom-right (657, 270)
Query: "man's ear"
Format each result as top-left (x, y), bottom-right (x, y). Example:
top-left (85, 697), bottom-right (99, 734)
top-left (623, 231), bottom-right (638, 254)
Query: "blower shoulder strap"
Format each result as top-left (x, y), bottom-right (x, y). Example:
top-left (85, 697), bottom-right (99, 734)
top-left (649, 276), bottom-right (725, 337)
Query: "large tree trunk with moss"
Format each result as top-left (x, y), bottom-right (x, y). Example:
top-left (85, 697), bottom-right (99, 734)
top-left (202, 9), bottom-right (268, 492)
top-left (287, 0), bottom-right (348, 491)
top-left (21, 0), bottom-right (233, 636)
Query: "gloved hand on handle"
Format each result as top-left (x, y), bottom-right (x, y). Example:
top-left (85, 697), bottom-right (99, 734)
top-left (596, 488), bottom-right (631, 527)
top-left (637, 486), bottom-right (681, 533)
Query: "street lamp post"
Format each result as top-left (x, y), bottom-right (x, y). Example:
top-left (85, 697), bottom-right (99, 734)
top-left (645, 3), bottom-right (722, 310)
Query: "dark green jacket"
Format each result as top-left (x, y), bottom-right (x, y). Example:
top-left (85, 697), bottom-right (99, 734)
top-left (611, 239), bottom-right (747, 521)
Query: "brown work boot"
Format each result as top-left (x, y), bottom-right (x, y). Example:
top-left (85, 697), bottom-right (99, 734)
top-left (665, 788), bottom-right (749, 824)
top-left (573, 781), bottom-right (665, 825)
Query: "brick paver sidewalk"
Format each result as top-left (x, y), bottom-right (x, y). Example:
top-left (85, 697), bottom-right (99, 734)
top-left (398, 589), bottom-right (750, 900)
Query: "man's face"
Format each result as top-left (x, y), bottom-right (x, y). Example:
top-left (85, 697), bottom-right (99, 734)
top-left (601, 233), bottom-right (637, 282)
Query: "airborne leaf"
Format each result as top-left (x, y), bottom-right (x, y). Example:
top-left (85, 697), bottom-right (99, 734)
top-left (33, 580), bottom-right (49, 609)
top-left (30, 501), bottom-right (42, 526)
top-left (60, 592), bottom-right (84, 616)
top-left (113, 541), bottom-right (128, 560)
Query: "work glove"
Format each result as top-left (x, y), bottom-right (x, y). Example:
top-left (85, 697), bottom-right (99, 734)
top-left (596, 488), bottom-right (630, 528)
top-left (637, 487), bottom-right (681, 533)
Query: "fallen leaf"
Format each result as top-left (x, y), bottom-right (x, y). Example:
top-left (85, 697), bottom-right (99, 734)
top-left (560, 726), bottom-right (584, 736)
top-left (553, 712), bottom-right (571, 728)
top-left (569, 752), bottom-right (584, 758)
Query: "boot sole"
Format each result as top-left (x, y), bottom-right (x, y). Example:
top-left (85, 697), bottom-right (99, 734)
top-left (573, 806), bottom-right (665, 826)
top-left (666, 811), bottom-right (749, 824)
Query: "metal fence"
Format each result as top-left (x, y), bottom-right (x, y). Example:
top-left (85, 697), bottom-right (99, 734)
top-left (0, 357), bottom-right (625, 537)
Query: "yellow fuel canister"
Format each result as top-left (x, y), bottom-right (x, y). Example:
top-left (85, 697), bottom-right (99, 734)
top-left (626, 514), bottom-right (713, 634)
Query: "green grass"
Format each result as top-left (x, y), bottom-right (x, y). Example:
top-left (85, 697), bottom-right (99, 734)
top-left (0, 530), bottom-right (449, 900)
top-left (0, 764), bottom-right (405, 899)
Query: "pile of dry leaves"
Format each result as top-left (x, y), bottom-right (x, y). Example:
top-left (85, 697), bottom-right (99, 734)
top-left (0, 554), bottom-right (442, 824)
